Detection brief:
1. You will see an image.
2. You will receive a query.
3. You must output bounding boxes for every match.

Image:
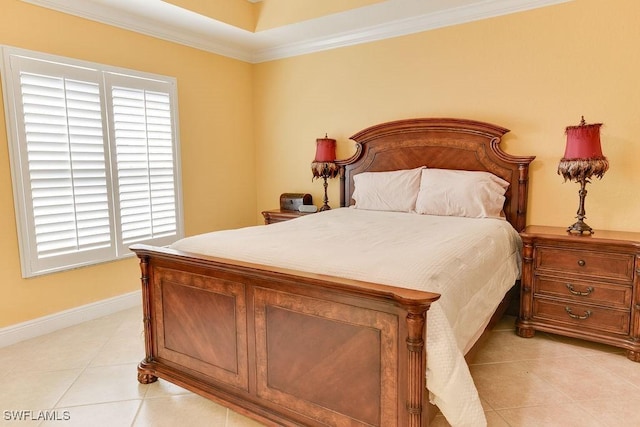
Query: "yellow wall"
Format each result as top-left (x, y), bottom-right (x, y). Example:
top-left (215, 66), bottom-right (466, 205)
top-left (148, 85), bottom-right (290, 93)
top-left (0, 1), bottom-right (255, 327)
top-left (254, 0), bottom-right (640, 232)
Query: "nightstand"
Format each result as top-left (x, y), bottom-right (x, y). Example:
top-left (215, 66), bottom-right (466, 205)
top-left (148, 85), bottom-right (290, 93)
top-left (516, 225), bottom-right (640, 362)
top-left (261, 209), bottom-right (313, 225)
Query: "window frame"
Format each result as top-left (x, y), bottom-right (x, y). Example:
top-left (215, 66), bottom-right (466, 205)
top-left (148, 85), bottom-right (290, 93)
top-left (1, 46), bottom-right (184, 278)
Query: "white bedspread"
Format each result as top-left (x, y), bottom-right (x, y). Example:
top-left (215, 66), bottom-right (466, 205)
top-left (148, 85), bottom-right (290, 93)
top-left (170, 208), bottom-right (522, 427)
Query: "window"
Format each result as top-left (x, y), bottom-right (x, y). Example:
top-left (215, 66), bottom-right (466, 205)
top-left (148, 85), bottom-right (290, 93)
top-left (1, 47), bottom-right (183, 277)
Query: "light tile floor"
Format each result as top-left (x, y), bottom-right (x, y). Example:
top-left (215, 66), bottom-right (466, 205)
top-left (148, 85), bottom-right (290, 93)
top-left (1, 307), bottom-right (639, 426)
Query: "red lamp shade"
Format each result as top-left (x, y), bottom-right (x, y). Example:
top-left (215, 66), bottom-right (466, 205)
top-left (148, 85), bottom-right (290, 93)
top-left (563, 121), bottom-right (604, 160)
top-left (314, 136), bottom-right (336, 162)
top-left (558, 116), bottom-right (609, 182)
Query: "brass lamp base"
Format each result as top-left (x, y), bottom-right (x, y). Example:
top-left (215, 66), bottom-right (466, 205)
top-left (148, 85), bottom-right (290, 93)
top-left (319, 174), bottom-right (331, 211)
top-left (566, 177), bottom-right (593, 235)
top-left (567, 219), bottom-right (593, 235)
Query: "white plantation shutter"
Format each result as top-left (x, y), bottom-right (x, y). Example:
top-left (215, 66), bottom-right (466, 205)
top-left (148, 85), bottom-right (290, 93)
top-left (2, 47), bottom-right (182, 277)
top-left (106, 74), bottom-right (180, 253)
top-left (24, 74), bottom-right (112, 256)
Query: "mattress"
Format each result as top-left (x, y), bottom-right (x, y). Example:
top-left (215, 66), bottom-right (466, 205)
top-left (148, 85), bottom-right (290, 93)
top-left (171, 208), bottom-right (522, 427)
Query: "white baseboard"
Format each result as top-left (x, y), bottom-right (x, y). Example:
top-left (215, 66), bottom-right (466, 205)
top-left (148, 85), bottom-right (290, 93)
top-left (0, 290), bottom-right (142, 348)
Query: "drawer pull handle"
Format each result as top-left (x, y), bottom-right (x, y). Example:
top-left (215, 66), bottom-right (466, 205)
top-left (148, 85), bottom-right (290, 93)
top-left (565, 307), bottom-right (592, 320)
top-left (577, 259), bottom-right (586, 267)
top-left (566, 284), bottom-right (594, 296)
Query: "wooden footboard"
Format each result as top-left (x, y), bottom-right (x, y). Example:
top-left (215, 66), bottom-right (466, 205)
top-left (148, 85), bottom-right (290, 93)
top-left (132, 244), bottom-right (440, 427)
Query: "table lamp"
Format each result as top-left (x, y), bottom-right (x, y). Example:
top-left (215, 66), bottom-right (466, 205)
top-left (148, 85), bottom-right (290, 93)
top-left (311, 135), bottom-right (340, 211)
top-left (557, 116), bottom-right (609, 234)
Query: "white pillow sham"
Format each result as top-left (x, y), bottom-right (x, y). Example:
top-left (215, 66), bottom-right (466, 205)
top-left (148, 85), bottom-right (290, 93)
top-left (352, 167), bottom-right (425, 212)
top-left (415, 169), bottom-right (509, 218)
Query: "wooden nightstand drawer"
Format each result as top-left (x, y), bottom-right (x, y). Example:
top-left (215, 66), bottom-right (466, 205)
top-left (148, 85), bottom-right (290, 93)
top-left (535, 246), bottom-right (634, 282)
top-left (532, 298), bottom-right (630, 336)
top-left (534, 276), bottom-right (632, 309)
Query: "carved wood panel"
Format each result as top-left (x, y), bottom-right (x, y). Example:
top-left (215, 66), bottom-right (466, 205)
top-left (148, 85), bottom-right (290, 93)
top-left (153, 267), bottom-right (249, 390)
top-left (254, 286), bottom-right (399, 426)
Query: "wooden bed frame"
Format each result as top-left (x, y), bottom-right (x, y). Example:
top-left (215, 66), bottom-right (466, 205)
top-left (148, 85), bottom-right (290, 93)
top-left (132, 118), bottom-right (535, 426)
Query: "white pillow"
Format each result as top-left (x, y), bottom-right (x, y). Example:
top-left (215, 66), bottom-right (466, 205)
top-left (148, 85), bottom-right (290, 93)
top-left (415, 169), bottom-right (509, 218)
top-left (352, 167), bottom-right (424, 212)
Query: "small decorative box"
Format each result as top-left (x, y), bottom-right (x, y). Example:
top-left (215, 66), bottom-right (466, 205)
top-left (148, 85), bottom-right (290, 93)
top-left (280, 193), bottom-right (313, 211)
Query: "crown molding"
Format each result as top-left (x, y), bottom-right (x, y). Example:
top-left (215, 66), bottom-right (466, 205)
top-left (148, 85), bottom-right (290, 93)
top-left (251, 0), bottom-right (573, 63)
top-left (251, 0), bottom-right (572, 62)
top-left (22, 0), bottom-right (572, 64)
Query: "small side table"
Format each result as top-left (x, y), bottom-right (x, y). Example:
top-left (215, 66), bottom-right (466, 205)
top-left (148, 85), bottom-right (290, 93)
top-left (261, 209), bottom-right (313, 225)
top-left (516, 225), bottom-right (640, 362)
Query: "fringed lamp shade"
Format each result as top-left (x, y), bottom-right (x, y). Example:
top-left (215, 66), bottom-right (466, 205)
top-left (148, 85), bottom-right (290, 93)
top-left (558, 119), bottom-right (609, 182)
top-left (557, 117), bottom-right (609, 234)
top-left (311, 162), bottom-right (340, 180)
top-left (311, 136), bottom-right (339, 179)
top-left (311, 136), bottom-right (339, 211)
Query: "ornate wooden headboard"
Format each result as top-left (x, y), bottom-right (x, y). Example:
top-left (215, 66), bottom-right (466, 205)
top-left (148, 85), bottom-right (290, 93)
top-left (337, 118), bottom-right (536, 232)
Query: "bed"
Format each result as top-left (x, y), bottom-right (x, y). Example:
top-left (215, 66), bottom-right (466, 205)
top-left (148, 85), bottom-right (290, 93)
top-left (132, 118), bottom-right (535, 426)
